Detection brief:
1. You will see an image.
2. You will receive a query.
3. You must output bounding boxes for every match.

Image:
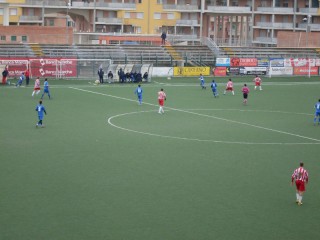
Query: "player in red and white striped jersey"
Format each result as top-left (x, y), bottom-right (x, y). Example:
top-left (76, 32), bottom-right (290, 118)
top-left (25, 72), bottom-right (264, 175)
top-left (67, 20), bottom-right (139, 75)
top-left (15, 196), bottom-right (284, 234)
top-left (291, 162), bottom-right (309, 205)
top-left (158, 88), bottom-right (167, 114)
top-left (253, 75), bottom-right (262, 90)
top-left (223, 79), bottom-right (234, 95)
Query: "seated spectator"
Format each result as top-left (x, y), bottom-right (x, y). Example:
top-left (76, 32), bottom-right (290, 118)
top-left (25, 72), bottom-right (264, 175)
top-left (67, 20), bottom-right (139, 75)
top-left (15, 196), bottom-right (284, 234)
top-left (126, 72), bottom-right (130, 82)
top-left (136, 72), bottom-right (142, 82)
top-left (107, 71), bottom-right (113, 83)
top-left (143, 72), bottom-right (148, 81)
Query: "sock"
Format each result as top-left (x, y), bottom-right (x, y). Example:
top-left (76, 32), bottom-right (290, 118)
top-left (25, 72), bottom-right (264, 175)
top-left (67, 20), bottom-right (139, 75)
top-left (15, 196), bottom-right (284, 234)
top-left (32, 91), bottom-right (35, 96)
top-left (296, 193), bottom-right (299, 201)
top-left (232, 91), bottom-right (234, 95)
top-left (36, 90), bottom-right (40, 95)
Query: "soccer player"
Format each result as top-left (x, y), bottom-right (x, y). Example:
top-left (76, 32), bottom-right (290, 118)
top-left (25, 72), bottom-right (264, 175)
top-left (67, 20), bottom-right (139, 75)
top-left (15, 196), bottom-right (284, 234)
top-left (25, 68), bottom-right (30, 86)
top-left (223, 78), bottom-right (234, 95)
top-left (314, 99), bottom-right (320, 125)
top-left (15, 72), bottom-right (25, 87)
top-left (32, 77), bottom-right (41, 97)
top-left (41, 78), bottom-right (51, 100)
top-left (210, 80), bottom-right (218, 97)
top-left (253, 75), bottom-right (262, 90)
top-left (2, 65), bottom-right (9, 85)
top-left (158, 88), bottom-right (166, 114)
top-left (35, 100), bottom-right (47, 128)
top-left (291, 162), bottom-right (309, 206)
top-left (241, 84), bottom-right (250, 105)
top-left (199, 74), bottom-right (206, 89)
top-left (134, 84), bottom-right (143, 105)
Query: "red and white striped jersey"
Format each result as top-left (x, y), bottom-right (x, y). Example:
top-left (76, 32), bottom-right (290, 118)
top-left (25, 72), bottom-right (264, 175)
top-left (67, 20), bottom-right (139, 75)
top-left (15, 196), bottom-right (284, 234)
top-left (292, 167), bottom-right (309, 182)
top-left (254, 77), bottom-right (262, 84)
top-left (226, 81), bottom-right (233, 88)
top-left (158, 91), bottom-right (166, 100)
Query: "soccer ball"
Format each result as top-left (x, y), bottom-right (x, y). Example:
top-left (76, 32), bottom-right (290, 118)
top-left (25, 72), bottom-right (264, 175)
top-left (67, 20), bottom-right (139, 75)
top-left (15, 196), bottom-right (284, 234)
top-left (94, 80), bottom-right (100, 84)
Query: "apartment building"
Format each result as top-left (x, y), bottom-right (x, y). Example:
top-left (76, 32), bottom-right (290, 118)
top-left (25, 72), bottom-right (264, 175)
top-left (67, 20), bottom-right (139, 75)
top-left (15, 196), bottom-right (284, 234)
top-left (0, 0), bottom-right (319, 46)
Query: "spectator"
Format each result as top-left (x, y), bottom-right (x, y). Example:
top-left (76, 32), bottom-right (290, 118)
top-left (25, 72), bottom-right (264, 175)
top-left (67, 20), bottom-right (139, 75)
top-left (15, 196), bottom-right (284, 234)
top-left (2, 65), bottom-right (9, 85)
top-left (143, 72), bottom-right (149, 81)
top-left (161, 31), bottom-right (167, 45)
top-left (136, 72), bottom-right (142, 82)
top-left (25, 68), bottom-right (30, 86)
top-left (98, 67), bottom-right (104, 84)
top-left (107, 71), bottom-right (113, 83)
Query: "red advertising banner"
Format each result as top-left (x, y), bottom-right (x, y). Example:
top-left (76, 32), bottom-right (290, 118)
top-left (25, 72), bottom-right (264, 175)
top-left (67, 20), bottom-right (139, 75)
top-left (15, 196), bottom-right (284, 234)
top-left (0, 57), bottom-right (77, 78)
top-left (239, 58), bottom-right (257, 67)
top-left (214, 67), bottom-right (226, 76)
top-left (293, 67), bottom-right (318, 75)
top-left (230, 58), bottom-right (240, 67)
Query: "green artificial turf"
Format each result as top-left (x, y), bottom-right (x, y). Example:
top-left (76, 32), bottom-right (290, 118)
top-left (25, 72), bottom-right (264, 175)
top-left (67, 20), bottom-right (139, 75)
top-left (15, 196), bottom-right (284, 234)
top-left (0, 76), bottom-right (319, 240)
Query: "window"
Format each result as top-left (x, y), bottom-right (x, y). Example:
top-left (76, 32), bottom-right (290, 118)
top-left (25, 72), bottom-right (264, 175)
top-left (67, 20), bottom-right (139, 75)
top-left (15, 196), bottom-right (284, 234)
top-left (0, 8), bottom-right (4, 15)
top-left (124, 12), bottom-right (130, 18)
top-left (1, 36), bottom-right (6, 41)
top-left (11, 36), bottom-right (17, 42)
top-left (9, 8), bottom-right (17, 16)
top-left (138, 0), bottom-right (142, 3)
top-left (154, 13), bottom-right (161, 19)
top-left (49, 19), bottom-right (54, 26)
top-left (137, 12), bottom-right (143, 19)
top-left (167, 13), bottom-right (174, 20)
top-left (136, 27), bottom-right (141, 33)
top-left (29, 9), bottom-right (34, 16)
top-left (21, 36), bottom-right (27, 42)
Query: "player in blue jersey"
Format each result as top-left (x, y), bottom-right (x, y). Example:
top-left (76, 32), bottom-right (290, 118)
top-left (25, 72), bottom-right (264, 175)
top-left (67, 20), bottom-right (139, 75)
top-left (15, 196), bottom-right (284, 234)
top-left (314, 99), bottom-right (320, 125)
top-left (41, 78), bottom-right (51, 99)
top-left (15, 72), bottom-right (25, 87)
top-left (134, 84), bottom-right (143, 105)
top-left (35, 100), bottom-right (47, 128)
top-left (199, 74), bottom-right (206, 89)
top-left (210, 80), bottom-right (218, 97)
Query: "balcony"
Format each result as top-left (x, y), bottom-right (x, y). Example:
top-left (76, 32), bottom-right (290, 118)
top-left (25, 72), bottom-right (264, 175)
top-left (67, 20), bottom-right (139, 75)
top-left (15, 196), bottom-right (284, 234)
top-left (176, 19), bottom-right (199, 26)
top-left (96, 18), bottom-right (122, 25)
top-left (298, 8), bottom-right (319, 14)
top-left (256, 22), bottom-right (294, 29)
top-left (206, 6), bottom-right (251, 14)
top-left (298, 23), bottom-right (320, 31)
top-left (20, 0), bottom-right (66, 6)
top-left (163, 4), bottom-right (199, 11)
top-left (256, 7), bottom-right (294, 14)
top-left (19, 15), bottom-right (42, 23)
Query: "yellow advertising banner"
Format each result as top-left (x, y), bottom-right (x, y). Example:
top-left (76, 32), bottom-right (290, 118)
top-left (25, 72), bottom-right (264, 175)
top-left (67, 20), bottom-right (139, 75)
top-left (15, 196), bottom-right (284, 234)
top-left (173, 67), bottom-right (210, 76)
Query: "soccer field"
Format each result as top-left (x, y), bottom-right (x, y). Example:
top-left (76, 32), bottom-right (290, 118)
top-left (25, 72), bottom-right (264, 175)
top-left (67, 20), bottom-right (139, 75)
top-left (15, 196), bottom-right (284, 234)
top-left (1, 76), bottom-right (320, 240)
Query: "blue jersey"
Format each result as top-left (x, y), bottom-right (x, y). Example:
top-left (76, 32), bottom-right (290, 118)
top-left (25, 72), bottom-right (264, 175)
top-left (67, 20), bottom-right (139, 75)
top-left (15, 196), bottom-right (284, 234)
top-left (211, 82), bottom-right (217, 90)
top-left (44, 81), bottom-right (49, 91)
top-left (315, 102), bottom-right (320, 113)
top-left (200, 76), bottom-right (205, 84)
top-left (36, 104), bottom-right (46, 118)
top-left (135, 87), bottom-right (143, 96)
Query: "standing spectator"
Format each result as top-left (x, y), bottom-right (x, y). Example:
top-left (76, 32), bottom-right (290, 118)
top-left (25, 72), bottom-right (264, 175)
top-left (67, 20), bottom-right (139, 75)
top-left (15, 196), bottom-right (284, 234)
top-left (25, 68), bottom-right (30, 86)
top-left (158, 88), bottom-right (167, 114)
top-left (32, 77), bottom-right (41, 97)
top-left (107, 71), bottom-right (113, 83)
top-left (314, 99), bottom-right (320, 125)
top-left (161, 31), bottom-right (167, 45)
top-left (35, 100), bottom-right (47, 128)
top-left (98, 67), bottom-right (104, 84)
top-left (41, 78), bottom-right (51, 100)
top-left (134, 84), bottom-right (143, 105)
top-left (15, 72), bottom-right (25, 87)
top-left (241, 84), bottom-right (250, 105)
top-left (2, 65), bottom-right (9, 85)
top-left (199, 74), bottom-right (206, 89)
top-left (291, 162), bottom-right (309, 206)
top-left (210, 80), bottom-right (218, 97)
top-left (253, 75), bottom-right (262, 90)
top-left (223, 78), bottom-right (235, 95)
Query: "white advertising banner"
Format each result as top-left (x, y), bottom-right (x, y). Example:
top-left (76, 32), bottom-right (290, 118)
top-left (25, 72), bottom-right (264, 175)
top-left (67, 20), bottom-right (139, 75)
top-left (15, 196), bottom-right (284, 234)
top-left (284, 58), bottom-right (311, 67)
top-left (152, 67), bottom-right (172, 77)
top-left (270, 67), bottom-right (293, 76)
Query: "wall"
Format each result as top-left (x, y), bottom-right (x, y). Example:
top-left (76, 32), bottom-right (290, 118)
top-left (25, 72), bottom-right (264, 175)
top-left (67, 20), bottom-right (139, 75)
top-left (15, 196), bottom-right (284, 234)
top-left (277, 31), bottom-right (320, 48)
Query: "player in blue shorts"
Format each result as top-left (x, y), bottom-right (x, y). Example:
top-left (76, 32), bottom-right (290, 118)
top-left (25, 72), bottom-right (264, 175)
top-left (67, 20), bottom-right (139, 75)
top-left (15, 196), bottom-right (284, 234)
top-left (41, 78), bottom-right (51, 99)
top-left (35, 100), bottom-right (47, 128)
top-left (314, 99), bottom-right (320, 125)
top-left (210, 80), bottom-right (218, 97)
top-left (15, 72), bottom-right (25, 87)
top-left (199, 74), bottom-right (206, 89)
top-left (134, 84), bottom-right (143, 105)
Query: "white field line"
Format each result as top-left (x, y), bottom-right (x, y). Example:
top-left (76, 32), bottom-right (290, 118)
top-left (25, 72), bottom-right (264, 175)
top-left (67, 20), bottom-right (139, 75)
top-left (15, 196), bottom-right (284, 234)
top-left (70, 87), bottom-right (320, 143)
top-left (107, 110), bottom-right (319, 145)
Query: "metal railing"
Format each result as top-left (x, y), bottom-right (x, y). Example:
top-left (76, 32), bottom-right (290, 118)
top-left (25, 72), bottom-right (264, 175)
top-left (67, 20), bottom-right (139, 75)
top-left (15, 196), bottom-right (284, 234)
top-left (201, 37), bottom-right (220, 56)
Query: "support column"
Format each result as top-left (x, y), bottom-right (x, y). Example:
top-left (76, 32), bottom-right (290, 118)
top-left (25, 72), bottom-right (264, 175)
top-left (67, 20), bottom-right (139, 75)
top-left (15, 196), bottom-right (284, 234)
top-left (222, 16), bottom-right (226, 44)
top-left (229, 16), bottom-right (232, 45)
top-left (240, 16), bottom-right (243, 45)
